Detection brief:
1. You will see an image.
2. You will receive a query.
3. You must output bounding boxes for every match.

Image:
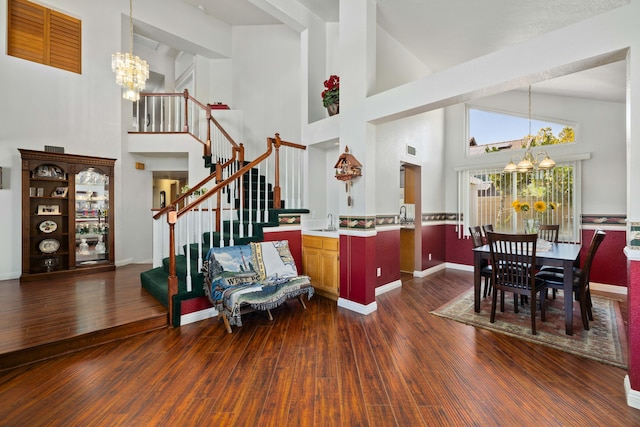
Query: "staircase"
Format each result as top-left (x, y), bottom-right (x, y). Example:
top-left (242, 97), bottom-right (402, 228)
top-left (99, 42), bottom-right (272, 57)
top-left (134, 91), bottom-right (308, 326)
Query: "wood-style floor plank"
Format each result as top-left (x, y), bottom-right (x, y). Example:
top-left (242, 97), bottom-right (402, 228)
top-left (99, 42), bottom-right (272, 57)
top-left (0, 264), bottom-right (166, 367)
top-left (0, 267), bottom-right (638, 425)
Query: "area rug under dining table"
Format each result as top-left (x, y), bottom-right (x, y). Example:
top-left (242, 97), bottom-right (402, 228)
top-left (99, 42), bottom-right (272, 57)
top-left (431, 288), bottom-right (628, 369)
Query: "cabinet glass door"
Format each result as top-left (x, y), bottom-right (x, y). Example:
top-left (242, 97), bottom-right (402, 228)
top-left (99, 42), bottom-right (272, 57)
top-left (75, 168), bottom-right (109, 266)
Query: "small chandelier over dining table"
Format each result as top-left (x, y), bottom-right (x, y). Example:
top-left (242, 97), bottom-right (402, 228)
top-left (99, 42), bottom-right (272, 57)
top-left (112, 0), bottom-right (149, 102)
top-left (503, 86), bottom-right (556, 173)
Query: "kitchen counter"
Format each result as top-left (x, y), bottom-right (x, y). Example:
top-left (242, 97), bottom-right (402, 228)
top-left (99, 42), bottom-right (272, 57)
top-left (303, 229), bottom-right (339, 238)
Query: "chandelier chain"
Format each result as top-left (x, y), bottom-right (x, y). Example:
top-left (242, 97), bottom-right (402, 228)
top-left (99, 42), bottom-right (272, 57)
top-left (129, 0), bottom-right (134, 56)
top-left (111, 0), bottom-right (149, 101)
top-left (528, 85), bottom-right (532, 141)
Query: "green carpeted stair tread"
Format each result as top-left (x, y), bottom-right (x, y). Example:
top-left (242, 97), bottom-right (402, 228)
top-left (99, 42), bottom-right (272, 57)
top-left (160, 256), bottom-right (206, 296)
top-left (140, 267), bottom-right (170, 307)
top-left (201, 232), bottom-right (262, 248)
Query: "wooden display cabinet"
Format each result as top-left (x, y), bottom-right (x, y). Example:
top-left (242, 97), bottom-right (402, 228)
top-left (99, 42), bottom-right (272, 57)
top-left (20, 149), bottom-right (116, 282)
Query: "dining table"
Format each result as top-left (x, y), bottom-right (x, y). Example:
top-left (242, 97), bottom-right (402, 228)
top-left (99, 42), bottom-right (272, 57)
top-left (473, 241), bottom-right (582, 335)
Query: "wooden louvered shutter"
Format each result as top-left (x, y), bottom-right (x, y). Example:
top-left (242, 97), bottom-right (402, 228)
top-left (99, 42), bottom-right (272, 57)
top-left (7, 0), bottom-right (81, 74)
top-left (8, 0), bottom-right (45, 63)
top-left (49, 10), bottom-right (81, 73)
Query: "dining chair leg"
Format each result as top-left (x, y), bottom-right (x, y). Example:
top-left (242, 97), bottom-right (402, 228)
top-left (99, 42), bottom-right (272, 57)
top-left (579, 297), bottom-right (590, 330)
top-left (586, 289), bottom-right (594, 320)
top-left (530, 292), bottom-right (537, 335)
top-left (490, 289), bottom-right (498, 323)
top-left (513, 293), bottom-right (519, 313)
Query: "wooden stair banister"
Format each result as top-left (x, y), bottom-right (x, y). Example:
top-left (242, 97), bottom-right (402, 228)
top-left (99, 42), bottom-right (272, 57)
top-left (164, 137), bottom-right (277, 325)
top-left (270, 134), bottom-right (306, 209)
top-left (135, 90), bottom-right (308, 326)
top-left (167, 210), bottom-right (178, 325)
top-left (182, 89), bottom-right (189, 132)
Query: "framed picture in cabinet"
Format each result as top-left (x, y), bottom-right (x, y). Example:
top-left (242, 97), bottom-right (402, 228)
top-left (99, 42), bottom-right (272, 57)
top-left (51, 186), bottom-right (68, 197)
top-left (37, 205), bottom-right (60, 215)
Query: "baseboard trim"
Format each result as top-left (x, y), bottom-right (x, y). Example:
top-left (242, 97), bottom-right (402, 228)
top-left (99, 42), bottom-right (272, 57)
top-left (115, 258), bottom-right (134, 267)
top-left (180, 307), bottom-right (218, 325)
top-left (446, 262), bottom-right (473, 272)
top-left (625, 375), bottom-right (640, 410)
top-left (590, 282), bottom-right (627, 296)
top-left (376, 280), bottom-right (402, 296)
top-left (414, 263), bottom-right (447, 277)
top-left (337, 298), bottom-right (378, 315)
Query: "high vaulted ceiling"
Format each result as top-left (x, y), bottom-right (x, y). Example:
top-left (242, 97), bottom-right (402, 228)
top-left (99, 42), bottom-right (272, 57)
top-left (171, 0), bottom-right (628, 103)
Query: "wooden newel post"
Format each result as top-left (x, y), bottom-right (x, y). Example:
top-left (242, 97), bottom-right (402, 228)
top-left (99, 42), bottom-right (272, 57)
top-left (215, 160), bottom-right (222, 232)
top-left (182, 89), bottom-right (189, 132)
top-left (273, 133), bottom-right (281, 209)
top-left (167, 210), bottom-right (178, 326)
top-left (205, 104), bottom-right (212, 157)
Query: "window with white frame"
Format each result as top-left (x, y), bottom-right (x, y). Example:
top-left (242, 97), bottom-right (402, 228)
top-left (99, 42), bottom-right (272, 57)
top-left (468, 107), bottom-right (575, 156)
top-left (459, 162), bottom-right (580, 243)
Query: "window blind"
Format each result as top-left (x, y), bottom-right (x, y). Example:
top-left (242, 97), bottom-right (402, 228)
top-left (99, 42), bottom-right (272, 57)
top-left (459, 162), bottom-right (580, 243)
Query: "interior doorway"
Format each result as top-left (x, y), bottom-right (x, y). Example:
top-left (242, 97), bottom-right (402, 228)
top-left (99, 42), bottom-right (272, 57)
top-left (152, 172), bottom-right (187, 209)
top-left (399, 162), bottom-right (421, 274)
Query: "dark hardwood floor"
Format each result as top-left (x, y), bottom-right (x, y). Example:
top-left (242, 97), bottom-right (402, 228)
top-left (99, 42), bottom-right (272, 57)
top-left (0, 264), bottom-right (167, 370)
top-left (0, 266), bottom-right (637, 426)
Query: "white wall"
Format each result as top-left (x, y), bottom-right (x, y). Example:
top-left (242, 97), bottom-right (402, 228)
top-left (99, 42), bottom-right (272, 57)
top-left (0, 0), bottom-right (263, 278)
top-left (376, 110), bottom-right (446, 216)
top-left (443, 90), bottom-right (626, 215)
top-left (375, 26), bottom-right (432, 95)
top-left (232, 25), bottom-right (302, 153)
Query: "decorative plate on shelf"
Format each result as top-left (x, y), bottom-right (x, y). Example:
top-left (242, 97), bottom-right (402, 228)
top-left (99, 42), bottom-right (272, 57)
top-left (39, 220), bottom-right (57, 234)
top-left (39, 238), bottom-right (60, 254)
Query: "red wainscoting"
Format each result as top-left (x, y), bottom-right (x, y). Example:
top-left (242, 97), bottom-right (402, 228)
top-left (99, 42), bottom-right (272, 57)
top-left (181, 296), bottom-right (213, 315)
top-left (445, 224), bottom-right (475, 266)
top-left (581, 228), bottom-right (627, 286)
top-left (375, 228), bottom-right (401, 287)
top-left (443, 224), bottom-right (627, 288)
top-left (421, 223), bottom-right (447, 270)
top-left (629, 259), bottom-right (640, 388)
top-left (263, 229), bottom-right (303, 272)
top-left (340, 234), bottom-right (376, 306)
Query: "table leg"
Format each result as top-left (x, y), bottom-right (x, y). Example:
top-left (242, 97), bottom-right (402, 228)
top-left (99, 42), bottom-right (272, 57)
top-left (563, 260), bottom-right (573, 335)
top-left (474, 251), bottom-right (481, 312)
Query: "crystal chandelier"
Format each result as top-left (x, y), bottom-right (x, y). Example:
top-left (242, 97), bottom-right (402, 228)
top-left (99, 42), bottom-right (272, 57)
top-left (504, 86), bottom-right (556, 173)
top-left (111, 0), bottom-right (148, 102)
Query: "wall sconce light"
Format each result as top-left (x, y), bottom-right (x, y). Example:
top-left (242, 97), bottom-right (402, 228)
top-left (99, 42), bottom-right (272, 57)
top-left (334, 146), bottom-right (362, 206)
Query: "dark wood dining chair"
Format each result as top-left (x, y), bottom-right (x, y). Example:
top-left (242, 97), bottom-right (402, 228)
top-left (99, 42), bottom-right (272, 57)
top-left (469, 226), bottom-right (492, 297)
top-left (486, 231), bottom-right (547, 335)
top-left (481, 224), bottom-right (493, 239)
top-left (536, 224), bottom-right (561, 296)
top-left (535, 229), bottom-right (606, 330)
top-left (538, 224), bottom-right (559, 243)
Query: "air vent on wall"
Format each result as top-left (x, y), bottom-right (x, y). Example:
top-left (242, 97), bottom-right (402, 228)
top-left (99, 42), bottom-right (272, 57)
top-left (44, 145), bottom-right (65, 153)
top-left (406, 144), bottom-right (416, 156)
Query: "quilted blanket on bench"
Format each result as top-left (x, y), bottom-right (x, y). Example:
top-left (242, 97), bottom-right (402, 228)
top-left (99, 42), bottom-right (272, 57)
top-left (202, 241), bottom-right (314, 328)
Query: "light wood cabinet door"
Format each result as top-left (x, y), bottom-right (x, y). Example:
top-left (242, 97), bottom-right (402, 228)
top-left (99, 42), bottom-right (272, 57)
top-left (303, 235), bottom-right (339, 300)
